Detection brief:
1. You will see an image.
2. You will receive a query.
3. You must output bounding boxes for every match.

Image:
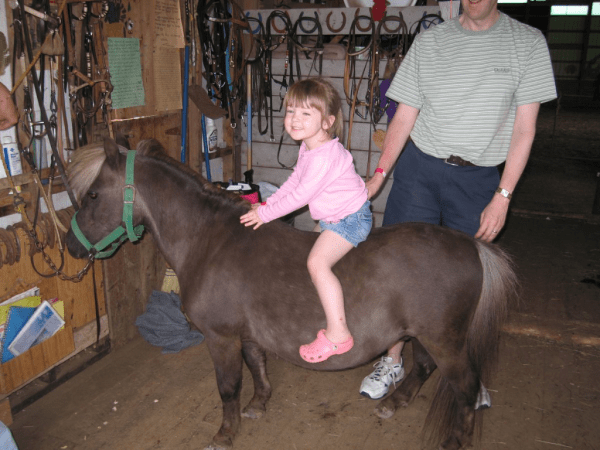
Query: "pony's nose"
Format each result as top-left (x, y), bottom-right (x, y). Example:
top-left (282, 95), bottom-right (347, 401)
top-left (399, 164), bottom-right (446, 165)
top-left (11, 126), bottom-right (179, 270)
top-left (66, 228), bottom-right (89, 259)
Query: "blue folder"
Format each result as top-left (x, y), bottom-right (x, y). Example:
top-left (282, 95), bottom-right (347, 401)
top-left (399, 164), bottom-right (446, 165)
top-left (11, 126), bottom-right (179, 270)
top-left (1, 306), bottom-right (36, 363)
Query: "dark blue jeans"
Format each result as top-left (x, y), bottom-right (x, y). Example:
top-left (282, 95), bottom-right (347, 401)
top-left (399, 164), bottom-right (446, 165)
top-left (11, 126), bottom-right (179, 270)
top-left (383, 141), bottom-right (500, 236)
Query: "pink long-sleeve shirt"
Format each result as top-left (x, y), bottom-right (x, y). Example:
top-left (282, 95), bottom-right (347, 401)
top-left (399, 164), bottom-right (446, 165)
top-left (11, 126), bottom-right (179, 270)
top-left (257, 138), bottom-right (368, 224)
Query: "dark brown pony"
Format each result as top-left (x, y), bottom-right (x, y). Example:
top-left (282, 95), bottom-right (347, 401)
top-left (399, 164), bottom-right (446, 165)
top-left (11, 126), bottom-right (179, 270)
top-left (66, 138), bottom-right (518, 450)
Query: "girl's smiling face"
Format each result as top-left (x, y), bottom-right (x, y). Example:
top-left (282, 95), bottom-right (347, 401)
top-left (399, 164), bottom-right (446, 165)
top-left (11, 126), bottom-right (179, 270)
top-left (284, 102), bottom-right (335, 150)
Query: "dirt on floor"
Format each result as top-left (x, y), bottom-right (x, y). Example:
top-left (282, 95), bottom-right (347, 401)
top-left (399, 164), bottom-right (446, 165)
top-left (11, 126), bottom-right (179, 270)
top-left (6, 102), bottom-right (600, 450)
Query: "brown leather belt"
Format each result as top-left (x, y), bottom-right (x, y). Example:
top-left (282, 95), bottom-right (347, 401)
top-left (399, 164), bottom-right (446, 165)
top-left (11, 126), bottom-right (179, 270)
top-left (444, 155), bottom-right (476, 167)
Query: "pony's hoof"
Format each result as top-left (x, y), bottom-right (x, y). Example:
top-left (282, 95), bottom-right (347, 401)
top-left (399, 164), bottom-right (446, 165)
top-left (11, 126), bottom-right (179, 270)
top-left (374, 404), bottom-right (396, 419)
top-left (205, 433), bottom-right (233, 450)
top-left (439, 436), bottom-right (462, 450)
top-left (242, 407), bottom-right (265, 419)
top-left (204, 445), bottom-right (230, 450)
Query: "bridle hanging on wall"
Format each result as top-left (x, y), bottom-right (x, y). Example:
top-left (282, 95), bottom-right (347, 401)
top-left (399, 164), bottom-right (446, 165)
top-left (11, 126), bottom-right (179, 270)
top-left (370, 13), bottom-right (409, 128)
top-left (197, 0), bottom-right (249, 130)
top-left (289, 13), bottom-right (324, 80)
top-left (344, 12), bottom-right (373, 151)
top-left (244, 15), bottom-right (269, 136)
top-left (4, 0), bottom-right (114, 282)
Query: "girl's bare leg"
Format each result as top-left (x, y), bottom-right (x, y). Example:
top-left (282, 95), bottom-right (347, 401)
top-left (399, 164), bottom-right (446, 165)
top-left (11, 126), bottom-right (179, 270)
top-left (307, 230), bottom-right (354, 343)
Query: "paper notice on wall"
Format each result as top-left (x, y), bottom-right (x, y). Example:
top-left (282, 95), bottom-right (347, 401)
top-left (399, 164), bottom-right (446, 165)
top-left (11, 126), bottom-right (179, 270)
top-left (154, 47), bottom-right (182, 112)
top-left (107, 38), bottom-right (146, 109)
top-left (155, 0), bottom-right (185, 48)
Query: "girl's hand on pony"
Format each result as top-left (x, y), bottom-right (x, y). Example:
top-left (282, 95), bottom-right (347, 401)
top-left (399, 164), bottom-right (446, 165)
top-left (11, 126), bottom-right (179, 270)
top-left (240, 209), bottom-right (264, 230)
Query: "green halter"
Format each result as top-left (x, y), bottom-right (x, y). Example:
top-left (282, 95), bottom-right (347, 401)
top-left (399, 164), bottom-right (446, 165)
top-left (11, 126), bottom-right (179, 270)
top-left (70, 150), bottom-right (145, 259)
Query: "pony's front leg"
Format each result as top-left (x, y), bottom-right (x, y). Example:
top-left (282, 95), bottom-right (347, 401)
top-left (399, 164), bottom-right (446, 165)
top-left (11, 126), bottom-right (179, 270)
top-left (205, 336), bottom-right (244, 450)
top-left (241, 340), bottom-right (272, 419)
top-left (375, 339), bottom-right (437, 419)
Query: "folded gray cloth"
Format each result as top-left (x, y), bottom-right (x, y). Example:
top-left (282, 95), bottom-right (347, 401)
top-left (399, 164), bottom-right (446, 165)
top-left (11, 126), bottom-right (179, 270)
top-left (135, 290), bottom-right (204, 354)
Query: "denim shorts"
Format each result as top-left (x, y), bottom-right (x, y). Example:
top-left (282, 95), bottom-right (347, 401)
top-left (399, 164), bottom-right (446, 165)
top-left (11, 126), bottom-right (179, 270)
top-left (319, 201), bottom-right (372, 247)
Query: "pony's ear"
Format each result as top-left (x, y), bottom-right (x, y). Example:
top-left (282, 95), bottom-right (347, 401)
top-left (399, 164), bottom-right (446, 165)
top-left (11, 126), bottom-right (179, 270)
top-left (103, 137), bottom-right (122, 170)
top-left (114, 133), bottom-right (130, 149)
top-left (136, 138), bottom-right (165, 157)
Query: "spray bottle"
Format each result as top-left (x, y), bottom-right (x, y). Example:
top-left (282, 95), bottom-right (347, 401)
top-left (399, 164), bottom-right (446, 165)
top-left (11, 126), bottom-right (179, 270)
top-left (2, 136), bottom-right (23, 176)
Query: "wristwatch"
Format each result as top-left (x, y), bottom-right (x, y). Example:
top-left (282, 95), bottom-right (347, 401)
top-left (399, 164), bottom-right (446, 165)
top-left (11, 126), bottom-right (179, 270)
top-left (495, 187), bottom-right (512, 199)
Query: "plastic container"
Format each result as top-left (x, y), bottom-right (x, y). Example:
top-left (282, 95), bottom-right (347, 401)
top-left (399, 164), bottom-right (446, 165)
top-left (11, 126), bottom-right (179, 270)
top-left (2, 136), bottom-right (23, 176)
top-left (204, 117), bottom-right (218, 153)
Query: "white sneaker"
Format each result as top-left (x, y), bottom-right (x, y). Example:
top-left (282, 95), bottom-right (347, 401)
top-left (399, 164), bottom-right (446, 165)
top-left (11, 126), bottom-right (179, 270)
top-left (359, 356), bottom-right (405, 400)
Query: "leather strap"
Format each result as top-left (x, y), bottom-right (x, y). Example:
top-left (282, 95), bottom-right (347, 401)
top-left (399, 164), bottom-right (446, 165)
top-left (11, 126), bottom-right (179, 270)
top-left (444, 155), bottom-right (476, 167)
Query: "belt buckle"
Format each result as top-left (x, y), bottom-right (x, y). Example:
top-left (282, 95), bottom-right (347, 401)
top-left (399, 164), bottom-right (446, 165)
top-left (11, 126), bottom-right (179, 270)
top-left (444, 156), bottom-right (459, 166)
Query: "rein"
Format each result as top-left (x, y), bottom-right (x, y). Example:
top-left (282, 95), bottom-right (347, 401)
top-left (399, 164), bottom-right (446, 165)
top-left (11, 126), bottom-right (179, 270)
top-left (70, 150), bottom-right (145, 259)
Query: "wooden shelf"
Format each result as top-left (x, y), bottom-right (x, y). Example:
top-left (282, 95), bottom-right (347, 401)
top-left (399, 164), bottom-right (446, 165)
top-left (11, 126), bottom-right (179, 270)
top-left (0, 168), bottom-right (58, 191)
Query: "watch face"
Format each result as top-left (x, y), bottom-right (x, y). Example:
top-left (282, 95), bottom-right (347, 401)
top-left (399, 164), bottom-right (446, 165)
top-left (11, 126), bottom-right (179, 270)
top-left (497, 188), bottom-right (511, 198)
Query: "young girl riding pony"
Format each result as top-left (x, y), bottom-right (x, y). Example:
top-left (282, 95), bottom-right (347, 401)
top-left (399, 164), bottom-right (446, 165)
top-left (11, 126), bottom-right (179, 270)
top-left (240, 78), bottom-right (372, 363)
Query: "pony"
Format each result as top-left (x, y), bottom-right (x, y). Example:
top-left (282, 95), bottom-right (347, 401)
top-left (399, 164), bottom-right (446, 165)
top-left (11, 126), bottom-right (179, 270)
top-left (66, 137), bottom-right (518, 450)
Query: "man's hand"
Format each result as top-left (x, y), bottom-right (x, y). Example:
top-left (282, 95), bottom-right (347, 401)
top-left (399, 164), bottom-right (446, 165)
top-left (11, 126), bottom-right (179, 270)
top-left (366, 174), bottom-right (385, 199)
top-left (475, 195), bottom-right (510, 242)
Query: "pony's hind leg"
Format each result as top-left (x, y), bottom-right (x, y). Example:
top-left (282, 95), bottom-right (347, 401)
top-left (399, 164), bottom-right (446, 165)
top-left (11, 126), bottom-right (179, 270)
top-left (241, 340), bottom-right (272, 419)
top-left (374, 339), bottom-right (437, 419)
top-left (205, 336), bottom-right (245, 450)
top-left (425, 352), bottom-right (481, 450)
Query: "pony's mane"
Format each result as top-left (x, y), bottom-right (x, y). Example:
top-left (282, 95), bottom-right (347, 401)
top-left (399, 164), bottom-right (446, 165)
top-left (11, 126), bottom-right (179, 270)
top-left (67, 142), bottom-right (119, 201)
top-left (67, 139), bottom-right (248, 208)
top-left (139, 141), bottom-right (247, 208)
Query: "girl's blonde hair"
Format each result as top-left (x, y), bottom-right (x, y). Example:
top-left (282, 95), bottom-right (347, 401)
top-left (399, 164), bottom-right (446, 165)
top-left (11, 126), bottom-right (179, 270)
top-left (283, 78), bottom-right (344, 141)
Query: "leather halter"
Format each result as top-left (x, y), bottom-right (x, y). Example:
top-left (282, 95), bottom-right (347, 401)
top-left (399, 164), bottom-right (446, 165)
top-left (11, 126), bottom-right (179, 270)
top-left (70, 151), bottom-right (144, 259)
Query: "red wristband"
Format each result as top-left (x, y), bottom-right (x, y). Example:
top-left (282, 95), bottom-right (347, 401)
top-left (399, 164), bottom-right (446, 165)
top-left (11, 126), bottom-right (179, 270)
top-left (375, 168), bottom-right (387, 178)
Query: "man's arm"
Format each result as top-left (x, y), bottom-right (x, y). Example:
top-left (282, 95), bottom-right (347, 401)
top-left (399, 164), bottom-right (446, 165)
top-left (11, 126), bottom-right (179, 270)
top-left (366, 103), bottom-right (420, 199)
top-left (0, 83), bottom-right (18, 130)
top-left (475, 102), bottom-right (541, 242)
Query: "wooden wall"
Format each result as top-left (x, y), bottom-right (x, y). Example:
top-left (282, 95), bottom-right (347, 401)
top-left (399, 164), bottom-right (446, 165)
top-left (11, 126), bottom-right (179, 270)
top-left (0, 218), bottom-right (106, 394)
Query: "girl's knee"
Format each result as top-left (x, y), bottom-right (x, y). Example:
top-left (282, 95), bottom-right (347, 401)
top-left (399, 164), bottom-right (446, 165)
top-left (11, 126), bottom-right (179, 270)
top-left (307, 256), bottom-right (333, 280)
top-left (307, 257), bottom-right (320, 278)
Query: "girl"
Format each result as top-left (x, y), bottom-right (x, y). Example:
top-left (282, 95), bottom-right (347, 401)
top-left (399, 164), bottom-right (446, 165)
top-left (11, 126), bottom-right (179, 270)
top-left (240, 78), bottom-right (372, 363)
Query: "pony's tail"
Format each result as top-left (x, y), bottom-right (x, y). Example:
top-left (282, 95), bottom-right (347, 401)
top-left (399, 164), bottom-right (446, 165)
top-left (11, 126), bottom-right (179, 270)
top-left (424, 241), bottom-right (519, 447)
top-left (468, 242), bottom-right (519, 386)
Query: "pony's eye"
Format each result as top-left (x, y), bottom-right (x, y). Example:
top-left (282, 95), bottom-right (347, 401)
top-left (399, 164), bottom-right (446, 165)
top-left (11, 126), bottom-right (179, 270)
top-left (87, 191), bottom-right (98, 200)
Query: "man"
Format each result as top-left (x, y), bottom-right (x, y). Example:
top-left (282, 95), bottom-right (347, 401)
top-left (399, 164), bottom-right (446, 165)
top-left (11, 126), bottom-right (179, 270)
top-left (0, 82), bottom-right (18, 130)
top-left (360, 0), bottom-right (556, 400)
